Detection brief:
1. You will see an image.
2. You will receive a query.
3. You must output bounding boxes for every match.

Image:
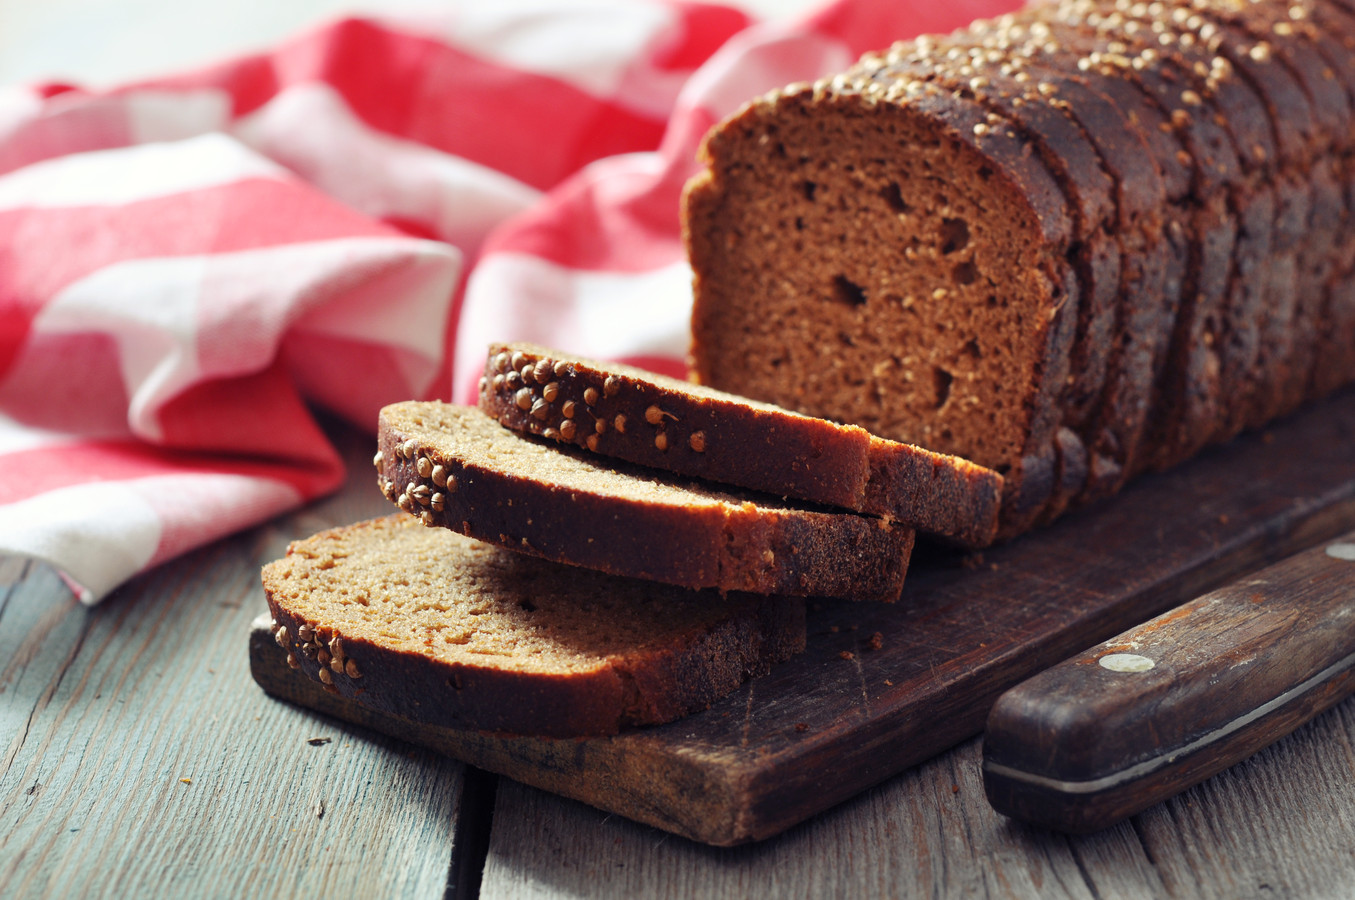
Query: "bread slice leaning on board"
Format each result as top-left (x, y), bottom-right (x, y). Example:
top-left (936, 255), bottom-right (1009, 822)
top-left (477, 342), bottom-right (1004, 548)
top-left (262, 516), bottom-right (807, 737)
top-left (684, 0), bottom-right (1355, 539)
top-left (375, 400), bottom-right (915, 603)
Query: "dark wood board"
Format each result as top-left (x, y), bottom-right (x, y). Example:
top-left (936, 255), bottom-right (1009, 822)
top-left (250, 389), bottom-right (1355, 847)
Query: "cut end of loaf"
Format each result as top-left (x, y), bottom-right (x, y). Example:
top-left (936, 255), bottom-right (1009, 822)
top-left (685, 84), bottom-right (1065, 473)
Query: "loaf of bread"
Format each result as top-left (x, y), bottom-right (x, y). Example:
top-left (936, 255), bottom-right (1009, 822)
top-left (377, 401), bottom-right (915, 602)
top-left (683, 0), bottom-right (1355, 537)
top-left (477, 342), bottom-right (1004, 547)
top-left (262, 515), bottom-right (806, 736)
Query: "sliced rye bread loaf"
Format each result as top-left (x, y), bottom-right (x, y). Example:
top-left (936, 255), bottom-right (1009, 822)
top-left (476, 342), bottom-right (1004, 547)
top-left (376, 402), bottom-right (915, 602)
top-left (684, 0), bottom-right (1355, 538)
top-left (262, 515), bottom-right (806, 737)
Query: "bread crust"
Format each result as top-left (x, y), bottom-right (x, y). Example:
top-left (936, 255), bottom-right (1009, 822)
top-left (378, 402), bottom-right (915, 602)
top-left (262, 516), bottom-right (807, 737)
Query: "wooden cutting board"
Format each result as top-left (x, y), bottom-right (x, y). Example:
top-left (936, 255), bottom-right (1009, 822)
top-left (249, 389), bottom-right (1355, 847)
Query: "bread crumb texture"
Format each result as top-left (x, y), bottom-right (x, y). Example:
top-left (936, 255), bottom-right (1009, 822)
top-left (267, 517), bottom-right (762, 674)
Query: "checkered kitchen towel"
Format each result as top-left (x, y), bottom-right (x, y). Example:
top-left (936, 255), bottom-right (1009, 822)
top-left (0, 0), bottom-right (1015, 602)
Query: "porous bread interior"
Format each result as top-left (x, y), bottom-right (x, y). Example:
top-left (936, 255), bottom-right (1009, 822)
top-left (268, 516), bottom-right (759, 675)
top-left (688, 94), bottom-right (1057, 471)
top-left (392, 402), bottom-right (809, 512)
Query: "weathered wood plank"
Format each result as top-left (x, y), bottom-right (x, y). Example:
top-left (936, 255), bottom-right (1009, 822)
top-left (477, 695), bottom-right (1355, 899)
top-left (0, 422), bottom-right (473, 899)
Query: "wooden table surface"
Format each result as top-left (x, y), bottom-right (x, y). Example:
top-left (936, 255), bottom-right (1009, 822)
top-left (5, 418), bottom-right (1355, 900)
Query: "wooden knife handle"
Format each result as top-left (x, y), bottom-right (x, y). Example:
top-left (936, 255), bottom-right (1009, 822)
top-left (982, 534), bottom-right (1355, 833)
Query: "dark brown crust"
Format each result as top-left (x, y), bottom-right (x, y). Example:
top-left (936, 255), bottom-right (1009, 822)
top-left (261, 516), bottom-right (807, 737)
top-left (477, 342), bottom-right (1004, 547)
top-left (377, 402), bottom-right (915, 601)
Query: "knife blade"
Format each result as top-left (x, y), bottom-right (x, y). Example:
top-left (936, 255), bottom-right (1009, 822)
top-left (982, 532), bottom-right (1355, 833)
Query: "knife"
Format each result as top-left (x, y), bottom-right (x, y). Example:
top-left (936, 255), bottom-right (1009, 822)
top-left (982, 531), bottom-right (1355, 833)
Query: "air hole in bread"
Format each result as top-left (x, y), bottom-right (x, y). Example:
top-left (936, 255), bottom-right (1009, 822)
top-left (940, 217), bottom-right (970, 254)
top-left (831, 275), bottom-right (867, 307)
top-left (933, 368), bottom-right (953, 409)
top-left (802, 181), bottom-right (818, 201)
top-left (880, 182), bottom-right (911, 214)
top-left (953, 260), bottom-right (980, 285)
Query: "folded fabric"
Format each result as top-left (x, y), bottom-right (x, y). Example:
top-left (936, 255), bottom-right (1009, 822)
top-left (0, 0), bottom-right (1017, 603)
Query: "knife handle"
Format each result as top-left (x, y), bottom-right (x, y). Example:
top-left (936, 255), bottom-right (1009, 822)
top-left (982, 535), bottom-right (1355, 833)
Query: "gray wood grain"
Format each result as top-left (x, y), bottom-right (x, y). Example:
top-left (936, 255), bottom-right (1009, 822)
top-left (478, 696), bottom-right (1355, 899)
top-left (0, 422), bottom-right (471, 900)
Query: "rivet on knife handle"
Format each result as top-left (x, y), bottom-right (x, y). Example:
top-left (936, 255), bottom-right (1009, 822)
top-left (981, 536), bottom-right (1355, 833)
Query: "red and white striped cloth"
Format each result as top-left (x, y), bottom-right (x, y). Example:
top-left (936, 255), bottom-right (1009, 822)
top-left (0, 0), bottom-right (1016, 603)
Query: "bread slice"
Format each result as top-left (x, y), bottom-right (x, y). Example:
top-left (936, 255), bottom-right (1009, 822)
top-left (476, 342), bottom-right (1003, 547)
top-left (377, 402), bottom-right (915, 602)
top-left (262, 515), bottom-right (806, 737)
